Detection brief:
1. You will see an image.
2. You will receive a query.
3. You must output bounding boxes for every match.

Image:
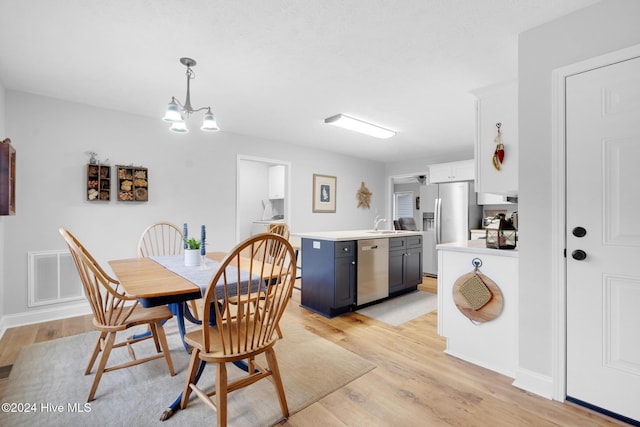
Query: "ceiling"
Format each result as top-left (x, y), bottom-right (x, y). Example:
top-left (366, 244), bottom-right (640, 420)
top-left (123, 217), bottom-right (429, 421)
top-left (0, 0), bottom-right (600, 163)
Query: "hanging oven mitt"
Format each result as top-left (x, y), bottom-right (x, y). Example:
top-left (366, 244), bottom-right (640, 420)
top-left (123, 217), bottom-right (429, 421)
top-left (492, 122), bottom-right (504, 171)
top-left (459, 274), bottom-right (493, 310)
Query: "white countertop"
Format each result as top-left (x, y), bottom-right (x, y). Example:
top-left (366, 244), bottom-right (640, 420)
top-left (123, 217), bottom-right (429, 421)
top-left (296, 229), bottom-right (423, 241)
top-left (436, 239), bottom-right (518, 257)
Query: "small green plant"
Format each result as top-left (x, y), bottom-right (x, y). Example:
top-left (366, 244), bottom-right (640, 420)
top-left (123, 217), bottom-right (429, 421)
top-left (184, 237), bottom-right (200, 250)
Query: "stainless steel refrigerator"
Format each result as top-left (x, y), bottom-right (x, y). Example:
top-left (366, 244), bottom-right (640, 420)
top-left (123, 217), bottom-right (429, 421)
top-left (421, 181), bottom-right (482, 276)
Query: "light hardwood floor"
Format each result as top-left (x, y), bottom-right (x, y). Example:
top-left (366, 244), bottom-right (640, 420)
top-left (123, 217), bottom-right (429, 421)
top-left (0, 278), bottom-right (626, 426)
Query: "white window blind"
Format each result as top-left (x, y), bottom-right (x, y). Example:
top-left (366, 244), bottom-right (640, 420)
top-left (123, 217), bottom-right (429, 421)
top-left (394, 191), bottom-right (413, 220)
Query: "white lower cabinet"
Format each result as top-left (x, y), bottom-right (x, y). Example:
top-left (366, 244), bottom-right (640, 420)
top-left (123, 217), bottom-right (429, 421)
top-left (437, 242), bottom-right (518, 378)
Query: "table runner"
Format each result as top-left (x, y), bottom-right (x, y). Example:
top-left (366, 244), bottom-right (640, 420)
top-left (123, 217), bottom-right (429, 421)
top-left (149, 255), bottom-right (261, 300)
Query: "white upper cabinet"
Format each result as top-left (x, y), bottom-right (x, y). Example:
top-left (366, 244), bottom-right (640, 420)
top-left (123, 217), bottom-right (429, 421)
top-left (471, 80), bottom-right (518, 195)
top-left (428, 160), bottom-right (475, 183)
top-left (268, 165), bottom-right (285, 199)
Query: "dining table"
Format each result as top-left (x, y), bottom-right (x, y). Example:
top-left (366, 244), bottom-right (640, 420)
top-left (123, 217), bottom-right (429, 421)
top-left (108, 250), bottom-right (282, 421)
top-left (111, 252), bottom-right (218, 345)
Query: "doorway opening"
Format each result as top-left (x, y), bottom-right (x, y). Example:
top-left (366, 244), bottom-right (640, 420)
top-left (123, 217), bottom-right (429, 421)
top-left (388, 172), bottom-right (427, 230)
top-left (236, 155), bottom-right (291, 243)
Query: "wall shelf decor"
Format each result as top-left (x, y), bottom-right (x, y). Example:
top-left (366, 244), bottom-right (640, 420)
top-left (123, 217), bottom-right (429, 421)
top-left (0, 138), bottom-right (16, 215)
top-left (86, 164), bottom-right (111, 201)
top-left (116, 165), bottom-right (148, 201)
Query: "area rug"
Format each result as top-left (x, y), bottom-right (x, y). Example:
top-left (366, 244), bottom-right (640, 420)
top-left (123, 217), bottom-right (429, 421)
top-left (0, 321), bottom-right (374, 426)
top-left (356, 291), bottom-right (437, 326)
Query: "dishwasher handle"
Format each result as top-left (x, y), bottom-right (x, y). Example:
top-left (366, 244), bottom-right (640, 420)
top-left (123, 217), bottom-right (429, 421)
top-left (361, 245), bottom-right (379, 251)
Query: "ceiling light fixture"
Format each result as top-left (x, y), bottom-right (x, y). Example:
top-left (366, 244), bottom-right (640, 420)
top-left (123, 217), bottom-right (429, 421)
top-left (324, 114), bottom-right (395, 139)
top-left (162, 57), bottom-right (219, 133)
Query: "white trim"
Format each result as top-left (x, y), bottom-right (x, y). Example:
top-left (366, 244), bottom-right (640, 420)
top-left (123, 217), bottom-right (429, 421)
top-left (0, 301), bottom-right (92, 340)
top-left (235, 154), bottom-right (292, 243)
top-left (550, 43), bottom-right (640, 402)
top-left (550, 64), bottom-right (568, 402)
top-left (513, 368), bottom-right (554, 400)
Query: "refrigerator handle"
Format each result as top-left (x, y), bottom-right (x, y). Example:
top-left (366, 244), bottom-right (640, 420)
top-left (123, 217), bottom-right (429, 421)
top-left (435, 198), bottom-right (441, 244)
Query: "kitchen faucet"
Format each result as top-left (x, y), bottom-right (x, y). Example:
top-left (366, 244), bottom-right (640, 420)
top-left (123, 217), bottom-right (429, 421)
top-left (374, 215), bottom-right (387, 231)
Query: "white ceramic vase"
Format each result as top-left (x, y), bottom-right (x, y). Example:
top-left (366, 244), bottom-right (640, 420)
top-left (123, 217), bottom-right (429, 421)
top-left (184, 249), bottom-right (200, 267)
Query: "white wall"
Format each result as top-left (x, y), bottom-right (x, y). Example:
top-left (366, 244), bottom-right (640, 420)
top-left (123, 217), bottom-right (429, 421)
top-left (237, 159), bottom-right (271, 240)
top-left (0, 79), bottom-right (6, 323)
top-left (2, 90), bottom-right (386, 322)
top-left (517, 0), bottom-right (640, 386)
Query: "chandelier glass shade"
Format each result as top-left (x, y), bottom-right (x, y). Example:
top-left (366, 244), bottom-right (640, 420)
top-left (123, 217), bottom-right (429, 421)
top-left (162, 57), bottom-right (219, 133)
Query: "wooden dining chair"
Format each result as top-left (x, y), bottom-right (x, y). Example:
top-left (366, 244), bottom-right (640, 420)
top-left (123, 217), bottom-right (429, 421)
top-left (268, 221), bottom-right (301, 284)
top-left (137, 221), bottom-right (202, 321)
top-left (59, 227), bottom-right (176, 402)
top-left (180, 233), bottom-right (297, 426)
top-left (266, 222), bottom-right (291, 265)
top-left (262, 223), bottom-right (294, 336)
top-left (267, 222), bottom-right (290, 240)
top-left (137, 221), bottom-right (184, 258)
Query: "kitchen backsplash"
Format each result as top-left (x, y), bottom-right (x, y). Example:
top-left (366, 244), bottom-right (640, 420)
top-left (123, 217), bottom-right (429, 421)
top-left (483, 205), bottom-right (518, 228)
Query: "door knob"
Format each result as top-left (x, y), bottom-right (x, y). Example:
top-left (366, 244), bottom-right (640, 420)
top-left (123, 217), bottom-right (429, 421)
top-left (572, 249), bottom-right (587, 261)
top-left (572, 226), bottom-right (587, 237)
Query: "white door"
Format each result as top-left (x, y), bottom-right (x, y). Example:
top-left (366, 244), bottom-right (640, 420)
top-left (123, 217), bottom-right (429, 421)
top-left (566, 55), bottom-right (640, 423)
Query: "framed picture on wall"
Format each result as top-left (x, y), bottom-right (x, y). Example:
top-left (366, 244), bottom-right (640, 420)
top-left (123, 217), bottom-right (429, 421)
top-left (312, 174), bottom-right (336, 213)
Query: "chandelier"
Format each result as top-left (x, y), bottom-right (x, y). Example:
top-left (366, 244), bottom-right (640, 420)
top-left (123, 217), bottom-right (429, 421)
top-left (162, 57), bottom-right (220, 133)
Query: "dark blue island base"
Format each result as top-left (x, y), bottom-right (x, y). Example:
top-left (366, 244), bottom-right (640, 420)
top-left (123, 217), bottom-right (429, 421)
top-left (300, 234), bottom-right (422, 318)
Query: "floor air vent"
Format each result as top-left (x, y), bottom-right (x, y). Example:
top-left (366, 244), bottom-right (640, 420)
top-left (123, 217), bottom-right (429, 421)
top-left (28, 250), bottom-right (83, 307)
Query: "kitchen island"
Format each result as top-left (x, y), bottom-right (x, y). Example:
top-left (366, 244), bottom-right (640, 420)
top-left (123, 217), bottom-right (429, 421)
top-left (297, 230), bottom-right (423, 317)
top-left (437, 240), bottom-right (518, 378)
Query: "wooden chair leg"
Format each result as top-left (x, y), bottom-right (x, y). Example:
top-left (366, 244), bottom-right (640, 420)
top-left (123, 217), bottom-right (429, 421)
top-left (265, 348), bottom-right (289, 418)
top-left (152, 322), bottom-right (175, 375)
top-left (216, 362), bottom-right (228, 427)
top-left (149, 322), bottom-right (161, 353)
top-left (248, 356), bottom-right (256, 374)
top-left (85, 331), bottom-right (107, 375)
top-left (87, 331), bottom-right (116, 402)
top-left (180, 349), bottom-right (201, 409)
top-left (188, 300), bottom-right (200, 320)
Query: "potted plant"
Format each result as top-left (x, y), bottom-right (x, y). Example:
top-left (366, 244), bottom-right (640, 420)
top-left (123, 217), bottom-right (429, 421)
top-left (184, 237), bottom-right (201, 266)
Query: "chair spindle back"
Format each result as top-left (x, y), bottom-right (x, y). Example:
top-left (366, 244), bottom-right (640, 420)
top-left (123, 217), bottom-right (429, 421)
top-left (137, 222), bottom-right (184, 258)
top-left (200, 233), bottom-right (296, 357)
top-left (60, 227), bottom-right (137, 328)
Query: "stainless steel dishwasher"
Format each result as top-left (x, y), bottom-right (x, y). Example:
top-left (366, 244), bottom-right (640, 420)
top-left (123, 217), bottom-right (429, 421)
top-left (357, 238), bottom-right (389, 306)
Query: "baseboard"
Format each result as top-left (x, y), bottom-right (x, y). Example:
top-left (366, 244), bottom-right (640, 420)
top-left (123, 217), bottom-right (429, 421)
top-left (0, 302), bottom-right (92, 340)
top-left (512, 367), bottom-right (554, 399)
top-left (444, 349), bottom-right (515, 379)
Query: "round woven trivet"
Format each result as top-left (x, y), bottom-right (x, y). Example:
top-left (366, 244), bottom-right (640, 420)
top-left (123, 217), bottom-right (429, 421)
top-left (452, 271), bottom-right (503, 322)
